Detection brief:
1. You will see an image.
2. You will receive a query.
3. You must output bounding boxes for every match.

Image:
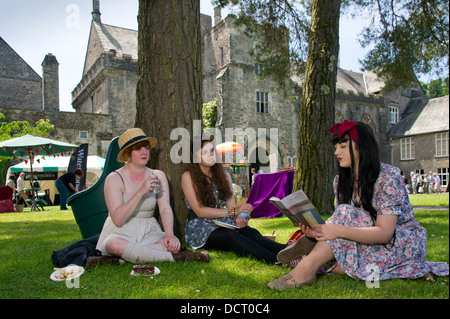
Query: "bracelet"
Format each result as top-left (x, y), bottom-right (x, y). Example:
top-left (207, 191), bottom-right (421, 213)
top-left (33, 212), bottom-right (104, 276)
top-left (225, 207), bottom-right (235, 217)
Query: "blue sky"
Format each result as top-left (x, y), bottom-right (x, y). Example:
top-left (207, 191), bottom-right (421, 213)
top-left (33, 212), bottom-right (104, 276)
top-left (1, 0), bottom-right (371, 112)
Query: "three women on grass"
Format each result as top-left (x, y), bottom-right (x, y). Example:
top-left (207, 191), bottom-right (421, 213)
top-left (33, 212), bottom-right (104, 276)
top-left (91, 125), bottom-right (448, 286)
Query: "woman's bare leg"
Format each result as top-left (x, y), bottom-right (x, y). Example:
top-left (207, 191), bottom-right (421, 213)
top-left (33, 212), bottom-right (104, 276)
top-left (287, 241), bottom-right (335, 284)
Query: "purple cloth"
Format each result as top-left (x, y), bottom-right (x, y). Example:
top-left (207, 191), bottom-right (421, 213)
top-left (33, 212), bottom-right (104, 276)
top-left (247, 170), bottom-right (294, 218)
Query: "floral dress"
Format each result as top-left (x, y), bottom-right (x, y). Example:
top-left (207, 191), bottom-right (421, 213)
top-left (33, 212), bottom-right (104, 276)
top-left (184, 186), bottom-right (237, 250)
top-left (326, 162), bottom-right (448, 280)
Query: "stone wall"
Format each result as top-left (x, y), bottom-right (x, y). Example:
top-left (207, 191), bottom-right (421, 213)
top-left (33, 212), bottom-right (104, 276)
top-left (72, 50), bottom-right (138, 137)
top-left (0, 107), bottom-right (113, 157)
top-left (0, 37), bottom-right (42, 110)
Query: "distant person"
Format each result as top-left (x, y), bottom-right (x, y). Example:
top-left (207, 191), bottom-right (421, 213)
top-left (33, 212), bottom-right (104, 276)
top-left (55, 169), bottom-right (84, 210)
top-left (16, 172), bottom-right (30, 207)
top-left (410, 172), bottom-right (417, 194)
top-left (6, 175), bottom-right (16, 201)
top-left (427, 171), bottom-right (434, 193)
top-left (251, 167), bottom-right (257, 186)
top-left (434, 173), bottom-right (441, 194)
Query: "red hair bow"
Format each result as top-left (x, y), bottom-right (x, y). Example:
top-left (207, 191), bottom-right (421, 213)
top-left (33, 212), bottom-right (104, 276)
top-left (329, 120), bottom-right (358, 142)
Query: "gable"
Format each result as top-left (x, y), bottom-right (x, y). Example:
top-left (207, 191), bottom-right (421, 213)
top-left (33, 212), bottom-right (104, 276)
top-left (83, 21), bottom-right (137, 76)
top-left (0, 37), bottom-right (41, 81)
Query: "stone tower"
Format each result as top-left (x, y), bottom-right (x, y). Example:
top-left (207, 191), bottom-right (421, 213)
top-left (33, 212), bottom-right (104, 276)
top-left (41, 53), bottom-right (59, 111)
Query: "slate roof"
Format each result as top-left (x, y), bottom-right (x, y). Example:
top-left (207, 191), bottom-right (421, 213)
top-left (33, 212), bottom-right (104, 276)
top-left (293, 68), bottom-right (386, 95)
top-left (92, 22), bottom-right (138, 60)
top-left (388, 93), bottom-right (449, 138)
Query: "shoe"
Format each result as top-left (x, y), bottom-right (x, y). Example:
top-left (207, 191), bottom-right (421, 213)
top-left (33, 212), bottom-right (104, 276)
top-left (173, 250), bottom-right (210, 263)
top-left (277, 235), bottom-right (317, 264)
top-left (281, 255), bottom-right (303, 268)
top-left (422, 272), bottom-right (437, 282)
top-left (85, 255), bottom-right (121, 269)
top-left (267, 273), bottom-right (316, 291)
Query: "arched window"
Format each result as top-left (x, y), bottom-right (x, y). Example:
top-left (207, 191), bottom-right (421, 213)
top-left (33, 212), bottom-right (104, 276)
top-left (335, 111), bottom-right (344, 123)
top-left (362, 115), bottom-right (376, 133)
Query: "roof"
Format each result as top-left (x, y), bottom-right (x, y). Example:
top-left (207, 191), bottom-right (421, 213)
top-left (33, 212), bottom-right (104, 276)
top-left (388, 94), bottom-right (449, 138)
top-left (292, 68), bottom-right (386, 95)
top-left (92, 22), bottom-right (138, 60)
top-left (83, 21), bottom-right (138, 75)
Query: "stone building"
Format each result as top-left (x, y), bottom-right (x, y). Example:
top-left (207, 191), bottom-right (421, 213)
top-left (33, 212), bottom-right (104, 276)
top-left (203, 8), bottom-right (412, 171)
top-left (1, 1), bottom-right (447, 189)
top-left (388, 91), bottom-right (449, 190)
top-left (0, 36), bottom-right (113, 157)
top-left (71, 0), bottom-right (138, 141)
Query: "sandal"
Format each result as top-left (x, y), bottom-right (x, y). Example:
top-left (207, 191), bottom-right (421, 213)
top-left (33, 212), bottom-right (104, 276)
top-left (422, 272), bottom-right (437, 282)
top-left (267, 273), bottom-right (316, 291)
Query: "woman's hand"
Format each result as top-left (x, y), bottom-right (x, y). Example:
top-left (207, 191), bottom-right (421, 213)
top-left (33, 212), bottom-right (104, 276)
top-left (163, 234), bottom-right (181, 253)
top-left (235, 203), bottom-right (253, 228)
top-left (137, 175), bottom-right (160, 196)
top-left (300, 224), bottom-right (317, 238)
top-left (310, 223), bottom-right (341, 241)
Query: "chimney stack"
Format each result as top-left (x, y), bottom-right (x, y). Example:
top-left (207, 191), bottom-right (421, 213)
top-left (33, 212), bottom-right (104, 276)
top-left (214, 6), bottom-right (221, 26)
top-left (92, 0), bottom-right (101, 22)
top-left (41, 53), bottom-right (59, 112)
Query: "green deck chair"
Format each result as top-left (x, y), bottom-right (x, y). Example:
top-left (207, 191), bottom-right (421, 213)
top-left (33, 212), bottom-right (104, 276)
top-left (68, 137), bottom-right (123, 239)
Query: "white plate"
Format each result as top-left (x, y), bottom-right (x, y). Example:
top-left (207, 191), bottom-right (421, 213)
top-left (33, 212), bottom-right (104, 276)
top-left (50, 265), bottom-right (84, 281)
top-left (214, 220), bottom-right (239, 229)
top-left (130, 266), bottom-right (160, 276)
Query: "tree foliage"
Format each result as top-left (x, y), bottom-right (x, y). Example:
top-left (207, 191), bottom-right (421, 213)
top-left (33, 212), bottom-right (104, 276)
top-left (0, 114), bottom-right (55, 181)
top-left (202, 99), bottom-right (218, 128)
top-left (353, 0), bottom-right (449, 90)
top-left (420, 77), bottom-right (449, 98)
top-left (0, 114), bottom-right (54, 144)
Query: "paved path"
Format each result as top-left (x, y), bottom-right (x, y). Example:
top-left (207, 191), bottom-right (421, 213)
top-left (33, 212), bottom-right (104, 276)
top-left (412, 206), bottom-right (449, 210)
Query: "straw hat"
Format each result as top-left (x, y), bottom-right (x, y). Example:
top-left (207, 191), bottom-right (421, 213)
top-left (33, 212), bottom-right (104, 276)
top-left (117, 128), bottom-right (157, 162)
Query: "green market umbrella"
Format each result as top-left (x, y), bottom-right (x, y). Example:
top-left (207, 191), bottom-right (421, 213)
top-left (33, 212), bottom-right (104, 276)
top-left (0, 134), bottom-right (78, 196)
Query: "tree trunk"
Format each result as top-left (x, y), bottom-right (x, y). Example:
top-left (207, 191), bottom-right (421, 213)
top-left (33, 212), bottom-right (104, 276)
top-left (294, 0), bottom-right (341, 214)
top-left (136, 0), bottom-right (202, 237)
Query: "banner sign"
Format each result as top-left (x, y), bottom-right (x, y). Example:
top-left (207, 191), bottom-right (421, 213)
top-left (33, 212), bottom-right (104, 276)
top-left (68, 143), bottom-right (88, 191)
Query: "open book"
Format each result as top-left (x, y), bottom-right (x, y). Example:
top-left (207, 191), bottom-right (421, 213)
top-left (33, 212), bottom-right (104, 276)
top-left (270, 189), bottom-right (325, 227)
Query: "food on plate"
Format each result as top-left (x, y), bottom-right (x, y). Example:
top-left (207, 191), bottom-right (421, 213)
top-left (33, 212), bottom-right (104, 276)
top-left (132, 264), bottom-right (155, 275)
top-left (53, 265), bottom-right (83, 280)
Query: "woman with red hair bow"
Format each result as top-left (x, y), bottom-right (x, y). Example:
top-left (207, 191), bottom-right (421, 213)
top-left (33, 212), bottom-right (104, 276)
top-left (268, 121), bottom-right (448, 290)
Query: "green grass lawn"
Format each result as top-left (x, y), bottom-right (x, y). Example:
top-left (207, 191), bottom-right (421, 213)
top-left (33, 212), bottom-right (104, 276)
top-left (0, 193), bottom-right (448, 299)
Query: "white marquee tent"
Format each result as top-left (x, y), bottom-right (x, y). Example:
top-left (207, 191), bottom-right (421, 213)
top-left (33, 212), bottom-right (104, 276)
top-left (6, 155), bottom-right (105, 204)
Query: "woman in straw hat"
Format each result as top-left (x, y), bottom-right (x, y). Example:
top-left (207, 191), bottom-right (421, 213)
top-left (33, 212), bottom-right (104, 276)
top-left (87, 128), bottom-right (209, 268)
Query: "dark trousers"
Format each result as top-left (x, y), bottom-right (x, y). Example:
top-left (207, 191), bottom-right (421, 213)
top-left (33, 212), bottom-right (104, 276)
top-left (55, 179), bottom-right (68, 210)
top-left (204, 226), bottom-right (287, 263)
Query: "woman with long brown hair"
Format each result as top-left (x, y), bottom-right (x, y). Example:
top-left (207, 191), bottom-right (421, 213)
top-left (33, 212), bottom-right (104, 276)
top-left (182, 137), bottom-right (286, 263)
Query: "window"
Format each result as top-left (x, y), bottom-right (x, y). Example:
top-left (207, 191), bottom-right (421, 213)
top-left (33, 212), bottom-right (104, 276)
top-left (400, 137), bottom-right (415, 160)
top-left (256, 91), bottom-right (269, 113)
top-left (255, 63), bottom-right (263, 75)
top-left (437, 168), bottom-right (449, 188)
top-left (435, 132), bottom-right (449, 157)
top-left (389, 106), bottom-right (399, 124)
top-left (79, 131), bottom-right (89, 139)
top-left (335, 111), bottom-right (344, 123)
top-left (362, 115), bottom-right (376, 134)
